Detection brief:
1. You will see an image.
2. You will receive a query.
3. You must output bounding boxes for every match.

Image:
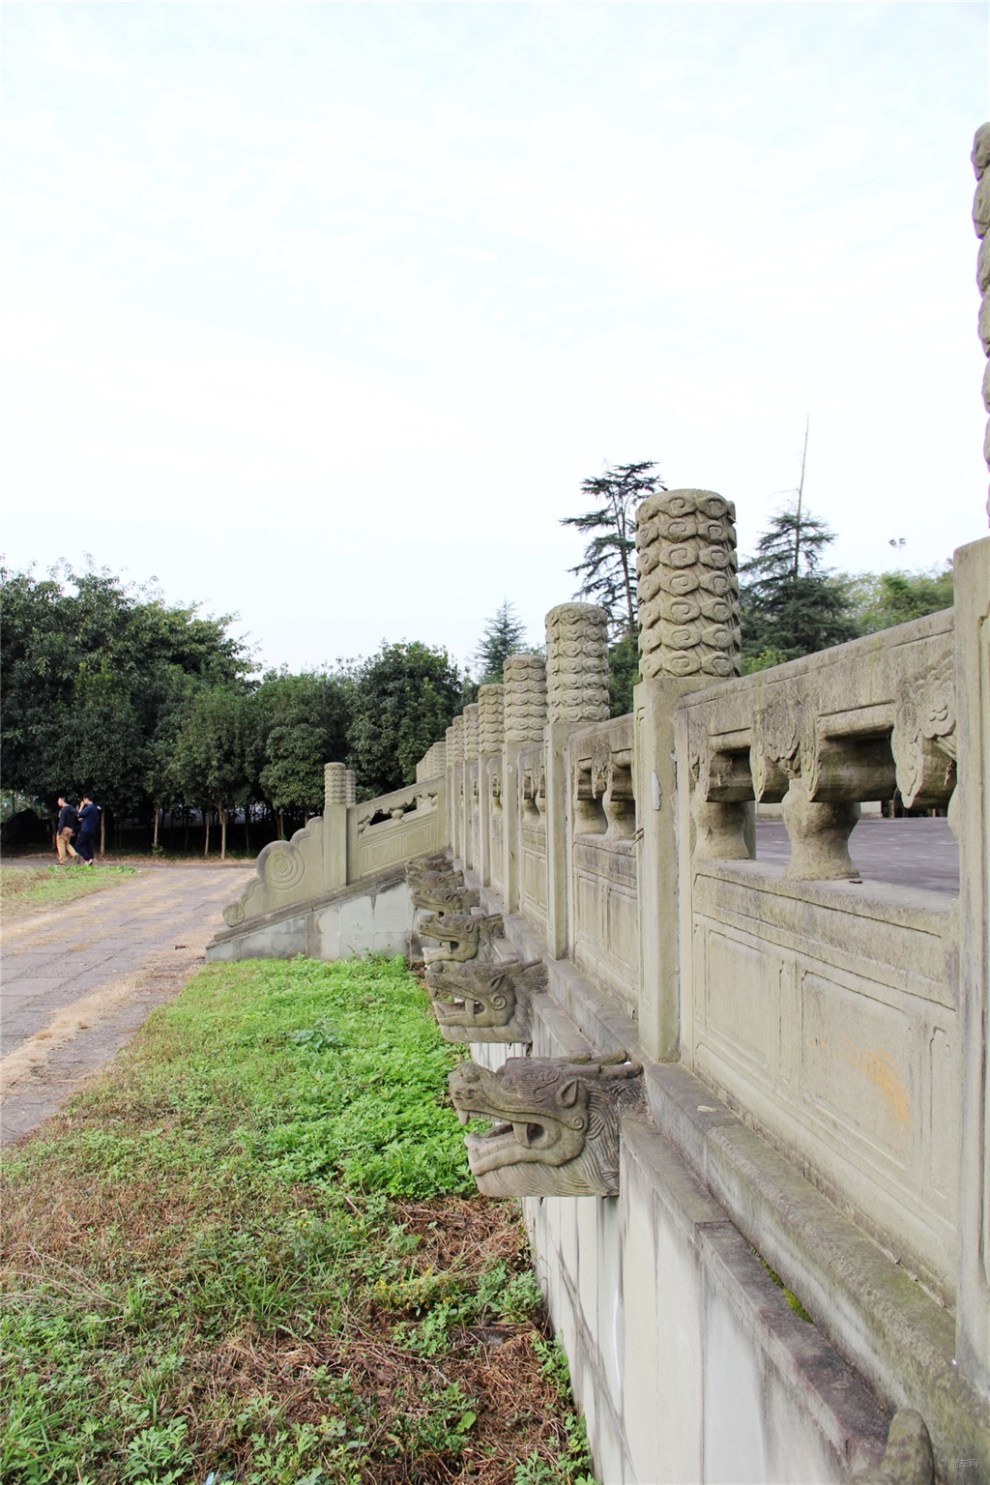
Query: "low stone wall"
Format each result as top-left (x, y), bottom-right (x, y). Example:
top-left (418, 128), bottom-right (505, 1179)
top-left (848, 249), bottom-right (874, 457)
top-left (207, 865), bottom-right (412, 963)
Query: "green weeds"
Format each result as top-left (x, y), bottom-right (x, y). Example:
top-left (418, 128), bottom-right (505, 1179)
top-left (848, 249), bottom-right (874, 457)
top-left (0, 863), bottom-right (137, 918)
top-left (0, 954), bottom-right (596, 1483)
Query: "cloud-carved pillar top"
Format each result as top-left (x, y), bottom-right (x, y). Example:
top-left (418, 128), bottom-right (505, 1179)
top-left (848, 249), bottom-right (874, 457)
top-left (545, 603), bottom-right (610, 726)
top-left (636, 489), bottom-right (741, 680)
top-left (478, 683), bottom-right (505, 753)
top-left (503, 654), bottom-right (547, 743)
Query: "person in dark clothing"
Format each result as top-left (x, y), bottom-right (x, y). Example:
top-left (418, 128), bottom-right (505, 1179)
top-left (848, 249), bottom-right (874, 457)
top-left (55, 796), bottom-right (80, 864)
top-left (75, 796), bottom-right (101, 865)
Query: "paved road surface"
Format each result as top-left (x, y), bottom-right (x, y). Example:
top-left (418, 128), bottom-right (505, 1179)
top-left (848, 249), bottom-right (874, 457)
top-left (0, 865), bottom-right (249, 1144)
top-left (755, 816), bottom-right (959, 894)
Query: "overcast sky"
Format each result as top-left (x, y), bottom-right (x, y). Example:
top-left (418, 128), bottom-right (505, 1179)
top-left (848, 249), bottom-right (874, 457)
top-left (2, 2), bottom-right (988, 675)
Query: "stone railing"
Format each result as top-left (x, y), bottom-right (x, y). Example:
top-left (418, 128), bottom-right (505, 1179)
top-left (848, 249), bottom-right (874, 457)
top-left (347, 778), bottom-right (444, 881)
top-left (411, 518), bottom-right (989, 1484)
top-left (674, 609), bottom-right (958, 1300)
top-left (221, 763), bottom-right (445, 927)
top-left (566, 714), bottom-right (638, 1012)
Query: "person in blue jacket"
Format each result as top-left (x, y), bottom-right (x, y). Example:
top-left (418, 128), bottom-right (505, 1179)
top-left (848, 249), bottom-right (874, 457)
top-left (75, 795), bottom-right (101, 865)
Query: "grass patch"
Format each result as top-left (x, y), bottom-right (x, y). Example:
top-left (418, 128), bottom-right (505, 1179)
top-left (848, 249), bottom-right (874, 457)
top-left (0, 955), bottom-right (596, 1484)
top-left (0, 864), bottom-right (138, 920)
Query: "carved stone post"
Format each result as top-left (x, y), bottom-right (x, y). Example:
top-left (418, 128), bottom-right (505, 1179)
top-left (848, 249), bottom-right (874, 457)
top-left (545, 603), bottom-right (610, 959)
top-left (463, 703), bottom-right (480, 871)
top-left (478, 683), bottom-right (504, 889)
top-left (974, 123), bottom-right (990, 529)
top-left (450, 715), bottom-right (465, 865)
top-left (634, 489), bottom-right (741, 1060)
top-left (345, 769), bottom-right (356, 806)
top-left (323, 762), bottom-right (348, 889)
top-left (955, 547), bottom-right (990, 1381)
top-left (503, 654), bottom-right (548, 915)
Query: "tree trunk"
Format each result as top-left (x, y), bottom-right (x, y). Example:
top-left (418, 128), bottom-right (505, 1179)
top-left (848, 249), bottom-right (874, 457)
top-left (244, 805), bottom-right (251, 853)
top-left (152, 808), bottom-right (160, 851)
top-left (277, 809), bottom-right (285, 841)
top-left (204, 811), bottom-right (210, 857)
top-left (99, 811), bottom-right (106, 859)
top-left (220, 806), bottom-right (227, 861)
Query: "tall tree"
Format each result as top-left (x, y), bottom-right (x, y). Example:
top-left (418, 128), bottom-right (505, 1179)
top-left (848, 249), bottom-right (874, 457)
top-left (739, 501), bottom-right (857, 669)
top-left (348, 642), bottom-right (464, 798)
top-left (561, 461), bottom-right (663, 638)
top-left (474, 601), bottom-right (528, 684)
top-left (171, 683), bottom-right (256, 859)
top-left (255, 669), bottom-right (354, 830)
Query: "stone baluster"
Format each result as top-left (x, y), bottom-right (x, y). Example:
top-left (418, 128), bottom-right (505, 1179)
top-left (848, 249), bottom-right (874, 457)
top-left (635, 490), bottom-right (743, 1060)
top-left (503, 654), bottom-right (547, 914)
top-left (545, 603), bottom-right (610, 957)
top-left (478, 684), bottom-right (505, 888)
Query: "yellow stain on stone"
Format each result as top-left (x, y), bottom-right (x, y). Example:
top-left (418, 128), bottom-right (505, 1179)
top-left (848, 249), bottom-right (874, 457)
top-left (842, 1038), bottom-right (911, 1124)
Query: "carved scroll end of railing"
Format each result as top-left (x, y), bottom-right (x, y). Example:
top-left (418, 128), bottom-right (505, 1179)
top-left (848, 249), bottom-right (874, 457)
top-left (419, 911), bottom-right (506, 963)
top-left (426, 957), bottom-right (548, 1043)
top-left (448, 1052), bottom-right (644, 1197)
top-left (222, 817), bottom-right (323, 926)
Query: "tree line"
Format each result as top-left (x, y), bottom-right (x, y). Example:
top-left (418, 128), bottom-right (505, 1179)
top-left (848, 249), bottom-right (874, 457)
top-left (564, 462), bottom-right (954, 713)
top-left (2, 475), bottom-right (953, 856)
top-left (0, 566), bottom-right (469, 856)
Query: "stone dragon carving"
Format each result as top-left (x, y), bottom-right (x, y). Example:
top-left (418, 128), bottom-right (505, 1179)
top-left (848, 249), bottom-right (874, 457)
top-left (448, 1052), bottom-right (644, 1197)
top-left (425, 957), bottom-right (547, 1043)
top-left (418, 912), bottom-right (505, 963)
top-left (410, 880), bottom-right (481, 915)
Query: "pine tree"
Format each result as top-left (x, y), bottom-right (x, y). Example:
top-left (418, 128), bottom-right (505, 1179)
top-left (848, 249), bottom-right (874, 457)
top-left (474, 601), bottom-right (528, 684)
top-left (561, 461), bottom-right (663, 638)
top-left (740, 502), bottom-right (857, 668)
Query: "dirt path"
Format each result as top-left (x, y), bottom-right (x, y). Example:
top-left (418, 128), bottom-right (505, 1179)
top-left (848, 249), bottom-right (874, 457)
top-left (0, 865), bottom-right (251, 1145)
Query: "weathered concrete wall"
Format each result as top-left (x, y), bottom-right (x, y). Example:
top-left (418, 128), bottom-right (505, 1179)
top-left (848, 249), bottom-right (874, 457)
top-left (207, 866), bottom-right (412, 963)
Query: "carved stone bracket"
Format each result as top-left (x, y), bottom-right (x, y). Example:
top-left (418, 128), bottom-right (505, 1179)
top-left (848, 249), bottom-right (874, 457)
top-left (750, 691), bottom-right (805, 803)
top-left (448, 1052), bottom-right (644, 1197)
top-left (426, 958), bottom-right (547, 1043)
top-left (892, 655), bottom-right (957, 810)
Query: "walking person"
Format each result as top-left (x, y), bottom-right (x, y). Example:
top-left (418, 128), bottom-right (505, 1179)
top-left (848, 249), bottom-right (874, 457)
top-left (75, 795), bottom-right (101, 866)
top-left (54, 796), bottom-right (80, 865)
